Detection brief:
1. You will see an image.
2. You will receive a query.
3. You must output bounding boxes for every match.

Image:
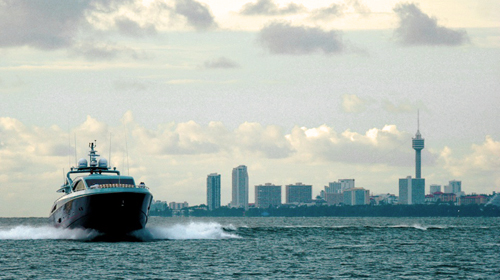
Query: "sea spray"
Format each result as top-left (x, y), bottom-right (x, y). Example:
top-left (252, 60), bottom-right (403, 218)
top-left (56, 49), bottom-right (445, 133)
top-left (0, 225), bottom-right (98, 240)
top-left (133, 222), bottom-right (241, 240)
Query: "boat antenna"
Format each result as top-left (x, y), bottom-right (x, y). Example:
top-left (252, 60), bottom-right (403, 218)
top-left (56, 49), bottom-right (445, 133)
top-left (74, 133), bottom-right (77, 167)
top-left (109, 133), bottom-right (112, 169)
top-left (68, 123), bottom-right (71, 169)
top-left (122, 139), bottom-right (126, 175)
top-left (125, 130), bottom-right (129, 176)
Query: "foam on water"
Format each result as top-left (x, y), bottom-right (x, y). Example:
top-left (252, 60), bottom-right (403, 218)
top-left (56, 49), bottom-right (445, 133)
top-left (0, 225), bottom-right (98, 240)
top-left (388, 224), bottom-right (429, 230)
top-left (0, 222), bottom-right (240, 241)
top-left (132, 222), bottom-right (241, 241)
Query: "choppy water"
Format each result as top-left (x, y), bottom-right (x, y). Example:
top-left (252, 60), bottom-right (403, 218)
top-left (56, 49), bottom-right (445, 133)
top-left (0, 217), bottom-right (499, 279)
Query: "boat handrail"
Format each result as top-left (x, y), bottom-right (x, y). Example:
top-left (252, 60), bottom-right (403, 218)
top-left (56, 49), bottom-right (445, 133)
top-left (88, 183), bottom-right (149, 190)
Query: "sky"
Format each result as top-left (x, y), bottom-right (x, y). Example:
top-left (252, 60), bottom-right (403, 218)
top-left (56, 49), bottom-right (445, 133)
top-left (0, 0), bottom-right (499, 217)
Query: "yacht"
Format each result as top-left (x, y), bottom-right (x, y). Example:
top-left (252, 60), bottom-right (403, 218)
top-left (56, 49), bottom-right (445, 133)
top-left (49, 141), bottom-right (153, 234)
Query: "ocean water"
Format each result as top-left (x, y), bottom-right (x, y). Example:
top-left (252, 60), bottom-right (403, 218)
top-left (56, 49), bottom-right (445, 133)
top-left (0, 217), bottom-right (499, 279)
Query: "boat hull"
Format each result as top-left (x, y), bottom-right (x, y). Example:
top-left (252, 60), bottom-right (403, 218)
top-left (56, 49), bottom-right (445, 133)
top-left (50, 190), bottom-right (152, 234)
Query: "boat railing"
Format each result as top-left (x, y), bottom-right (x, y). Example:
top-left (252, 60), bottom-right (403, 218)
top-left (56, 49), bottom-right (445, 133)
top-left (89, 183), bottom-right (149, 190)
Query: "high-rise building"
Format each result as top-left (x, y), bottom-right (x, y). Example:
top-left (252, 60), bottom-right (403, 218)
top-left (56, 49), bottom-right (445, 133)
top-left (399, 176), bottom-right (425, 204)
top-left (326, 182), bottom-right (342, 194)
top-left (449, 180), bottom-right (462, 194)
top-left (255, 183), bottom-right (281, 208)
top-left (444, 184), bottom-right (452, 193)
top-left (326, 179), bottom-right (355, 194)
top-left (207, 173), bottom-right (221, 211)
top-left (339, 179), bottom-right (355, 192)
top-left (430, 184), bottom-right (441, 194)
top-left (343, 188), bottom-right (370, 205)
top-left (232, 165), bottom-right (249, 210)
top-left (286, 182), bottom-right (312, 204)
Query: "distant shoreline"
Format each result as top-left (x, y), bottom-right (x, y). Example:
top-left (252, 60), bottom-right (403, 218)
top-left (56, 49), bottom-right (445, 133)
top-left (151, 204), bottom-right (500, 218)
top-left (2, 204), bottom-right (498, 218)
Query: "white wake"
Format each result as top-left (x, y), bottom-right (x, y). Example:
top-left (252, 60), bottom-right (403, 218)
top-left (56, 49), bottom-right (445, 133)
top-left (0, 225), bottom-right (98, 240)
top-left (0, 222), bottom-right (240, 241)
top-left (133, 222), bottom-right (241, 241)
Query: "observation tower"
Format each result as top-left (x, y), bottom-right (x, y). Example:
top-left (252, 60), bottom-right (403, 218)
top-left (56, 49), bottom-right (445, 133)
top-left (412, 111), bottom-right (424, 178)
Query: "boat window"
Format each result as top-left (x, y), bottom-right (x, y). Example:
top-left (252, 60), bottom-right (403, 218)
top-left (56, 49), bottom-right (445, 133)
top-left (73, 180), bottom-right (86, 192)
top-left (86, 178), bottom-right (135, 188)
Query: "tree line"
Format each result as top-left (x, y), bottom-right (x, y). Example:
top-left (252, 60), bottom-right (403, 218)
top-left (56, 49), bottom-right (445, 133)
top-left (150, 204), bottom-right (500, 217)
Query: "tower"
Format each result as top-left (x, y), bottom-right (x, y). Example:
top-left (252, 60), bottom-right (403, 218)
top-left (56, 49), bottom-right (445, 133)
top-left (231, 165), bottom-right (249, 210)
top-left (412, 111), bottom-right (424, 178)
top-left (399, 111), bottom-right (426, 204)
top-left (207, 173), bottom-right (221, 211)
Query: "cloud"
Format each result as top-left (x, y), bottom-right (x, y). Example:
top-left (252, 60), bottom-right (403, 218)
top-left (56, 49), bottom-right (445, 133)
top-left (439, 136), bottom-right (500, 177)
top-left (1, 113), bottom-right (419, 166)
top-left (286, 124), bottom-right (417, 166)
top-left (393, 3), bottom-right (469, 46)
top-left (308, 0), bottom-right (370, 22)
top-left (114, 16), bottom-right (157, 37)
top-left (234, 122), bottom-right (293, 158)
top-left (348, 0), bottom-right (370, 16)
top-left (203, 57), bottom-right (240, 69)
top-left (309, 3), bottom-right (347, 21)
top-left (258, 21), bottom-right (345, 55)
top-left (129, 120), bottom-right (293, 158)
top-left (341, 94), bottom-right (367, 113)
top-left (2, 114), bottom-right (497, 216)
top-left (239, 0), bottom-right (306, 16)
top-left (174, 0), bottom-right (217, 31)
top-left (132, 120), bottom-right (224, 155)
top-left (0, 115), bottom-right (419, 172)
top-left (0, 0), bottom-right (91, 50)
top-left (121, 116), bottom-right (416, 165)
top-left (0, 0), bottom-right (158, 60)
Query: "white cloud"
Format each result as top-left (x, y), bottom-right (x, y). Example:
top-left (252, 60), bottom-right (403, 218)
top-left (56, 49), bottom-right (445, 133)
top-left (234, 122), bottom-right (293, 158)
top-left (0, 114), bottom-right (497, 216)
top-left (434, 136), bottom-right (500, 194)
top-left (341, 94), bottom-right (366, 113)
top-left (439, 136), bottom-right (500, 176)
top-left (287, 124), bottom-right (416, 166)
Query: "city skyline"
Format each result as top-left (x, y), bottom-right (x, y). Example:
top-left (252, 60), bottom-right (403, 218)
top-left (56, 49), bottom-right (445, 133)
top-left (0, 0), bottom-right (499, 216)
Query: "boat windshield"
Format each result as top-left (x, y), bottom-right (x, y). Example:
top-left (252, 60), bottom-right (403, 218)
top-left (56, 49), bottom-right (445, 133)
top-left (86, 178), bottom-right (135, 189)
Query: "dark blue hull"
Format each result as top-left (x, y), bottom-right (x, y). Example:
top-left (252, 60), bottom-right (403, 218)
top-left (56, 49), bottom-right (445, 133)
top-left (50, 191), bottom-right (153, 234)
